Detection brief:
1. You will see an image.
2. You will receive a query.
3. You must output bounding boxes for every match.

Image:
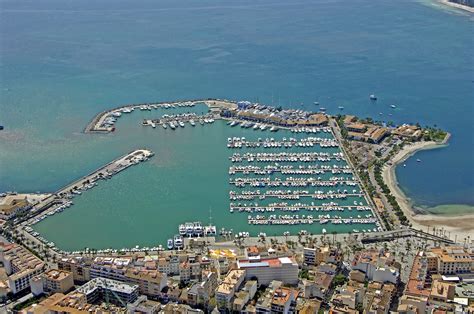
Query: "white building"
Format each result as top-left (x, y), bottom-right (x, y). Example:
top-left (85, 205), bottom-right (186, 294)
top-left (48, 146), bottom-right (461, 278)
top-left (237, 256), bottom-right (299, 286)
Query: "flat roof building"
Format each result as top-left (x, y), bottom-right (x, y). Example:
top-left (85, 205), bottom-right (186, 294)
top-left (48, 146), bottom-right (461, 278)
top-left (237, 256), bottom-right (299, 286)
top-left (77, 277), bottom-right (139, 306)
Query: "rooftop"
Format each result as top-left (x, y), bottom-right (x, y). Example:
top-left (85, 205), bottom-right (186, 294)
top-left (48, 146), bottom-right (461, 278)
top-left (77, 277), bottom-right (138, 295)
top-left (44, 269), bottom-right (71, 282)
top-left (0, 242), bottom-right (45, 280)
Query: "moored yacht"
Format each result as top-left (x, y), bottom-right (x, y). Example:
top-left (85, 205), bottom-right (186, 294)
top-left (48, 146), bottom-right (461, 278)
top-left (179, 224), bottom-right (186, 236)
top-left (167, 239), bottom-right (174, 250)
top-left (173, 235), bottom-right (183, 249)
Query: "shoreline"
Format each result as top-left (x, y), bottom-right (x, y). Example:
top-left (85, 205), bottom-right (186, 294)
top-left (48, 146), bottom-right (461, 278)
top-left (437, 0), bottom-right (474, 13)
top-left (382, 135), bottom-right (474, 240)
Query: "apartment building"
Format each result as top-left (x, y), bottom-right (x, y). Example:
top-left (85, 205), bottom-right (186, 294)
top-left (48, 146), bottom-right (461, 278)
top-left (429, 247), bottom-right (473, 275)
top-left (30, 269), bottom-right (74, 296)
top-left (215, 269), bottom-right (246, 310)
top-left (0, 242), bottom-right (45, 294)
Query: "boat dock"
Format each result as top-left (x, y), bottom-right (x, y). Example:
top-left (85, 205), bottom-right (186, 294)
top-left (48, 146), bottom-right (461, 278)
top-left (226, 137), bottom-right (339, 149)
top-left (84, 98), bottom-right (237, 133)
top-left (229, 152), bottom-right (345, 163)
top-left (142, 112), bottom-right (219, 129)
top-left (230, 204), bottom-right (372, 213)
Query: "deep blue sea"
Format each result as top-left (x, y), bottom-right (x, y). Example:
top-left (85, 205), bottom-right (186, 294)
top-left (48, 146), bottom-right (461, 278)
top-left (1, 0), bottom-right (473, 220)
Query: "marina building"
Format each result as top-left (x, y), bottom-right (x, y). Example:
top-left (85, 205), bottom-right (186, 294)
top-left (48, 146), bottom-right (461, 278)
top-left (237, 256), bottom-right (299, 286)
top-left (393, 124), bottom-right (423, 140)
top-left (0, 242), bottom-right (45, 294)
top-left (0, 195), bottom-right (31, 220)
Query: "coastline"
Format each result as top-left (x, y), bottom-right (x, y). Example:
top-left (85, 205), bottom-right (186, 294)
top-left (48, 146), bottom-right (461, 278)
top-left (382, 135), bottom-right (474, 240)
top-left (438, 0), bottom-right (474, 13)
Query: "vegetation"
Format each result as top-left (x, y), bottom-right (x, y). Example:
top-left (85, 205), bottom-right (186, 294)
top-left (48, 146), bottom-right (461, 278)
top-left (332, 274), bottom-right (348, 287)
top-left (423, 127), bottom-right (447, 142)
top-left (299, 269), bottom-right (310, 279)
top-left (13, 295), bottom-right (45, 311)
top-left (373, 161), bottom-right (410, 226)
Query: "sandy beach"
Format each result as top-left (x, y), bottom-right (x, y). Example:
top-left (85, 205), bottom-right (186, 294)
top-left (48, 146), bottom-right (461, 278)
top-left (382, 138), bottom-right (474, 241)
top-left (438, 0), bottom-right (474, 13)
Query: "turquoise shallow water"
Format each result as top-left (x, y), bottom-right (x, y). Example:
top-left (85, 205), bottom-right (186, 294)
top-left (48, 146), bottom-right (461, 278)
top-left (0, 0), bottom-right (473, 249)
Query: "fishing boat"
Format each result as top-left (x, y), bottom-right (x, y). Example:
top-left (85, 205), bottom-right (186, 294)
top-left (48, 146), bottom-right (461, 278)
top-left (167, 239), bottom-right (174, 250)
